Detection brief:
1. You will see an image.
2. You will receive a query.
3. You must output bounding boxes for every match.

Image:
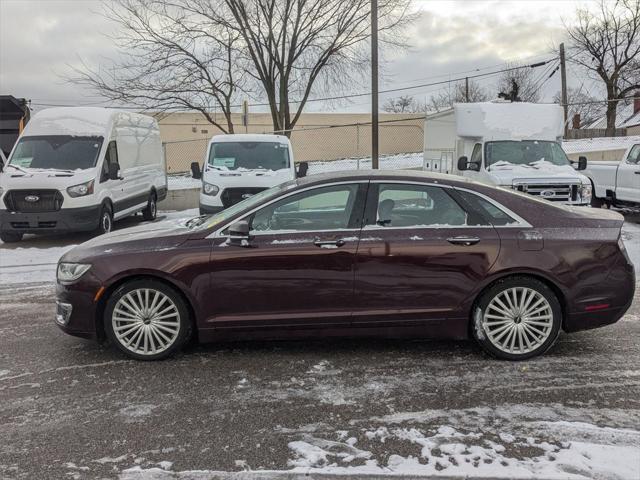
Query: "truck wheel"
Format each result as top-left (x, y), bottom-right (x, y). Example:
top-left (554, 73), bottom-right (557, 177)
top-left (471, 276), bottom-right (562, 361)
top-left (142, 192), bottom-right (157, 221)
top-left (96, 205), bottom-right (113, 235)
top-left (0, 231), bottom-right (23, 243)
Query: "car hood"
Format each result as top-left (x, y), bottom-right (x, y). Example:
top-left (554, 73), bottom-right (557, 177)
top-left (487, 162), bottom-right (586, 185)
top-left (61, 218), bottom-right (196, 262)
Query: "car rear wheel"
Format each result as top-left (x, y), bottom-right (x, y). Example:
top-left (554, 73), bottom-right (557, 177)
top-left (142, 192), bottom-right (157, 221)
top-left (104, 279), bottom-right (191, 360)
top-left (472, 277), bottom-right (561, 360)
top-left (0, 231), bottom-right (23, 243)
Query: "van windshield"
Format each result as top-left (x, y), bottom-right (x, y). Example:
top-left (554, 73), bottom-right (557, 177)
top-left (9, 135), bottom-right (104, 171)
top-left (485, 141), bottom-right (570, 169)
top-left (208, 142), bottom-right (289, 171)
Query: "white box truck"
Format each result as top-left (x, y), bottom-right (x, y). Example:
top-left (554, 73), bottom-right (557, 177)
top-left (423, 102), bottom-right (592, 205)
top-left (0, 107), bottom-right (167, 242)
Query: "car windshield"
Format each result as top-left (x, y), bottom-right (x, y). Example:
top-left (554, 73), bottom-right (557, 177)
top-left (9, 135), bottom-right (104, 171)
top-left (186, 180), bottom-right (299, 231)
top-left (485, 141), bottom-right (570, 169)
top-left (208, 141), bottom-right (289, 171)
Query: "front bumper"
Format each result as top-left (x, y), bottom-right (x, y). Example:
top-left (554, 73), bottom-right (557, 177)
top-left (199, 204), bottom-right (225, 215)
top-left (55, 277), bottom-right (102, 340)
top-left (0, 205), bottom-right (101, 234)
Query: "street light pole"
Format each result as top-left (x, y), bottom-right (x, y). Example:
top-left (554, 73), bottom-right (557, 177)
top-left (371, 0), bottom-right (379, 169)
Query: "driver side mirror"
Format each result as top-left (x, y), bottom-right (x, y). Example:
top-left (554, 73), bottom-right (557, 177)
top-left (577, 156), bottom-right (587, 171)
top-left (191, 162), bottom-right (202, 179)
top-left (296, 161), bottom-right (309, 178)
top-left (228, 220), bottom-right (252, 247)
top-left (457, 156), bottom-right (480, 172)
top-left (108, 162), bottom-right (121, 181)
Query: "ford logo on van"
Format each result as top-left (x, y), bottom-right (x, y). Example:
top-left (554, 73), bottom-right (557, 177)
top-left (540, 190), bottom-right (555, 198)
top-left (24, 195), bottom-right (40, 203)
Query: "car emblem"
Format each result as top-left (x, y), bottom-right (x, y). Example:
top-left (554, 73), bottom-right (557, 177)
top-left (24, 195), bottom-right (40, 202)
top-left (540, 190), bottom-right (555, 198)
top-left (241, 193), bottom-right (254, 199)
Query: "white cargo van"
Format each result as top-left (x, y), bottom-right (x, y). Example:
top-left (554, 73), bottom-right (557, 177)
top-left (0, 107), bottom-right (167, 242)
top-left (194, 134), bottom-right (306, 215)
top-left (423, 102), bottom-right (592, 205)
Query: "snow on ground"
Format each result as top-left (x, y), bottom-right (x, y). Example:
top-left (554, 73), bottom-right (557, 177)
top-left (563, 135), bottom-right (640, 155)
top-left (118, 405), bottom-right (640, 479)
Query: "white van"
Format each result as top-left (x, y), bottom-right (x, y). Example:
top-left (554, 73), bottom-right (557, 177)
top-left (195, 134), bottom-right (306, 215)
top-left (0, 107), bottom-right (167, 242)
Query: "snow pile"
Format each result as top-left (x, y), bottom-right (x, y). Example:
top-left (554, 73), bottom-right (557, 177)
top-left (0, 244), bottom-right (76, 284)
top-left (307, 152), bottom-right (423, 174)
top-left (563, 135), bottom-right (640, 155)
top-left (167, 174), bottom-right (201, 191)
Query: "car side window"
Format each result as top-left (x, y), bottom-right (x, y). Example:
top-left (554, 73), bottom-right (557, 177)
top-left (456, 190), bottom-right (518, 226)
top-left (626, 145), bottom-right (640, 165)
top-left (101, 141), bottom-right (119, 182)
top-left (373, 184), bottom-right (468, 227)
top-left (250, 184), bottom-right (359, 232)
top-left (471, 143), bottom-right (482, 165)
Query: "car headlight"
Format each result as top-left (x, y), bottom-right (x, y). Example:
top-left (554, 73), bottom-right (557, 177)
top-left (580, 184), bottom-right (592, 203)
top-left (67, 180), bottom-right (94, 198)
top-left (57, 263), bottom-right (91, 284)
top-left (203, 182), bottom-right (219, 196)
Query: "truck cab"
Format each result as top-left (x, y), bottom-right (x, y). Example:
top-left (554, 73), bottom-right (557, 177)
top-left (583, 143), bottom-right (640, 208)
top-left (424, 102), bottom-right (592, 206)
top-left (195, 134), bottom-right (304, 215)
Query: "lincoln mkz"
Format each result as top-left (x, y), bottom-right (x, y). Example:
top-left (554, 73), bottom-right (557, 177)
top-left (55, 171), bottom-right (635, 360)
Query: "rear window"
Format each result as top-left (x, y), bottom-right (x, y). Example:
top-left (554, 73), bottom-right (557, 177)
top-left (456, 190), bottom-right (519, 226)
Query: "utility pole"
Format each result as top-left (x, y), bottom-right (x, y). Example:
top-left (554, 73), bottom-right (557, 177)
top-left (371, 0), bottom-right (379, 169)
top-left (465, 77), bottom-right (470, 102)
top-left (559, 43), bottom-right (569, 138)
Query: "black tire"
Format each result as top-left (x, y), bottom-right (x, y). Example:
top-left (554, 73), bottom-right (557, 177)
top-left (0, 231), bottom-right (23, 243)
top-left (104, 279), bottom-right (192, 361)
top-left (471, 276), bottom-right (562, 361)
top-left (96, 205), bottom-right (113, 235)
top-left (142, 192), bottom-right (157, 221)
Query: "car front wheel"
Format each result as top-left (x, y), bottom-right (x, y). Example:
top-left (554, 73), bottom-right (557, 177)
top-left (104, 279), bottom-right (191, 360)
top-left (472, 277), bottom-right (562, 360)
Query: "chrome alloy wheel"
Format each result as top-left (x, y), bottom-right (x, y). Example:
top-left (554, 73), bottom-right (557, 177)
top-left (112, 289), bottom-right (181, 356)
top-left (482, 287), bottom-right (553, 355)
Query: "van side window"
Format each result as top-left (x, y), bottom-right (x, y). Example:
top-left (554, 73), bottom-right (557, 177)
top-left (101, 141), bottom-right (119, 182)
top-left (471, 143), bottom-right (482, 165)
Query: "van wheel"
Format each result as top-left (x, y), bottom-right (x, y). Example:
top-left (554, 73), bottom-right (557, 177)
top-left (142, 192), bottom-right (157, 221)
top-left (104, 279), bottom-right (191, 360)
top-left (471, 276), bottom-right (562, 360)
top-left (0, 231), bottom-right (23, 243)
top-left (97, 205), bottom-right (113, 235)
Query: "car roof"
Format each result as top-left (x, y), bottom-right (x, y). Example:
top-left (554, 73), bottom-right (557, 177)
top-left (296, 169), bottom-right (476, 188)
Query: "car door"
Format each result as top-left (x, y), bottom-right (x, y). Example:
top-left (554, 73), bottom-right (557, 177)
top-left (205, 182), bottom-right (367, 329)
top-left (352, 181), bottom-right (500, 331)
top-left (99, 140), bottom-right (126, 207)
top-left (617, 144), bottom-right (640, 203)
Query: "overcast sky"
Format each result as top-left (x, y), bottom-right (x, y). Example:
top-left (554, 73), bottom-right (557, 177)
top-left (0, 0), bottom-right (595, 113)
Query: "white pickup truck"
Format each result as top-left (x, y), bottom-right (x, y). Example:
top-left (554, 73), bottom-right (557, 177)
top-left (584, 143), bottom-right (640, 208)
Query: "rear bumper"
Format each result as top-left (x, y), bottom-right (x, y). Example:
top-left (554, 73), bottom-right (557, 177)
top-left (0, 205), bottom-right (101, 234)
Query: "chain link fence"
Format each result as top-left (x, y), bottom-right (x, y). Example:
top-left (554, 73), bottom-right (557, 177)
top-left (163, 117), bottom-right (426, 175)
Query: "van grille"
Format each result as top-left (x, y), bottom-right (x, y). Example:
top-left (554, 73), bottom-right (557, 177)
top-left (513, 182), bottom-right (580, 203)
top-left (4, 190), bottom-right (64, 213)
top-left (220, 187), bottom-right (267, 208)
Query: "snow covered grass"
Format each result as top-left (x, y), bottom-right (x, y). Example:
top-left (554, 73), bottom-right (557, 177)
top-left (563, 135), bottom-right (640, 155)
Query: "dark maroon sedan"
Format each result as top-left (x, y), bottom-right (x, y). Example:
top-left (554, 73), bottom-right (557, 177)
top-left (55, 171), bottom-right (635, 360)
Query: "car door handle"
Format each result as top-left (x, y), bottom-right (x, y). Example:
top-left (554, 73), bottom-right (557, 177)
top-left (447, 236), bottom-right (480, 246)
top-left (313, 238), bottom-right (346, 248)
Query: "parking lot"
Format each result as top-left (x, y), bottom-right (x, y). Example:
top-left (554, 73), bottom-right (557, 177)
top-left (0, 212), bottom-right (639, 479)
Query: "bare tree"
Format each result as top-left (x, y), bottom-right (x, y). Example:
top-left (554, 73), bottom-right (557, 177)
top-left (70, 0), bottom-right (250, 133)
top-left (552, 88), bottom-right (605, 128)
top-left (73, 0), bottom-right (413, 135)
top-left (383, 95), bottom-right (425, 113)
top-left (495, 64), bottom-right (542, 103)
top-left (566, 0), bottom-right (640, 133)
top-left (427, 80), bottom-right (490, 112)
